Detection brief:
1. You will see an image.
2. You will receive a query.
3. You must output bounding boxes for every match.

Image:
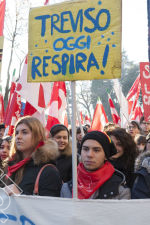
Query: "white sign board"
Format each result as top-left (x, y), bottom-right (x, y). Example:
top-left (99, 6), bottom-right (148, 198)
top-left (0, 190), bottom-right (150, 225)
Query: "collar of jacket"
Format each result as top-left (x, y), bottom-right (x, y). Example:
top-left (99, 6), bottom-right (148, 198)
top-left (67, 169), bottom-right (125, 199)
top-left (95, 169), bottom-right (124, 199)
top-left (31, 139), bottom-right (58, 166)
top-left (135, 151), bottom-right (150, 173)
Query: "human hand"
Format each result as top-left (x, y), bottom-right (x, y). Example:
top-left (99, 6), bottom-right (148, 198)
top-left (4, 184), bottom-right (21, 196)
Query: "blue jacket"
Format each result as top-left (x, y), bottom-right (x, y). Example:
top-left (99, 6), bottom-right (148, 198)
top-left (132, 151), bottom-right (150, 199)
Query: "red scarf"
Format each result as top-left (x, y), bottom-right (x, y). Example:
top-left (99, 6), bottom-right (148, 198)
top-left (77, 161), bottom-right (115, 199)
top-left (7, 141), bottom-right (44, 178)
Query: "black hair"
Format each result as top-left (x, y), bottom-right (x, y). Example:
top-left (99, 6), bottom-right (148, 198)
top-left (50, 124), bottom-right (69, 139)
top-left (0, 136), bottom-right (12, 148)
top-left (80, 130), bottom-right (117, 159)
top-left (0, 123), bottom-right (5, 130)
top-left (108, 128), bottom-right (137, 169)
top-left (140, 116), bottom-right (145, 124)
top-left (134, 135), bottom-right (146, 145)
top-left (76, 126), bottom-right (87, 134)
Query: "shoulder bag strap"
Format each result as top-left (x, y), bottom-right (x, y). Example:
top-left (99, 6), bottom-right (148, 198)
top-left (33, 164), bottom-right (57, 195)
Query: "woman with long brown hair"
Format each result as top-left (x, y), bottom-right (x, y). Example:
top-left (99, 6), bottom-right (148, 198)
top-left (4, 116), bottom-right (62, 196)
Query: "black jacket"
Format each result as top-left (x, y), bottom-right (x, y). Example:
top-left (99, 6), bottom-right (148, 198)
top-left (56, 154), bottom-right (72, 183)
top-left (109, 157), bottom-right (135, 188)
top-left (18, 159), bottom-right (62, 196)
top-left (6, 140), bottom-right (62, 197)
top-left (61, 169), bottom-right (130, 199)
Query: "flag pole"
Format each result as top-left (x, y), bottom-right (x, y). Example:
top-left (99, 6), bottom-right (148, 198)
top-left (71, 81), bottom-right (78, 199)
top-left (66, 83), bottom-right (72, 125)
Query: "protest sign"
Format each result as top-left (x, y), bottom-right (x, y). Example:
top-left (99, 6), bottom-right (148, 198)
top-left (1, 192), bottom-right (150, 225)
top-left (140, 62), bottom-right (150, 121)
top-left (27, 0), bottom-right (122, 82)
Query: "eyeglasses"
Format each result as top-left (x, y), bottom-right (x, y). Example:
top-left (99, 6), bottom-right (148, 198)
top-left (127, 126), bottom-right (137, 130)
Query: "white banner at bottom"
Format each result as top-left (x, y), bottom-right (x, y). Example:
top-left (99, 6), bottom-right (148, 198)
top-left (0, 190), bottom-right (150, 225)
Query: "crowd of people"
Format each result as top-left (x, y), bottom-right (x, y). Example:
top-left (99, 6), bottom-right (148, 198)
top-left (0, 115), bottom-right (150, 199)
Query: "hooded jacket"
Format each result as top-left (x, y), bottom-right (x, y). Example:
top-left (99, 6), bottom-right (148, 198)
top-left (132, 151), bottom-right (150, 199)
top-left (7, 140), bottom-right (62, 197)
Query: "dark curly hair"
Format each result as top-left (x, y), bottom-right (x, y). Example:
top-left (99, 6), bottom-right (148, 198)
top-left (108, 128), bottom-right (138, 170)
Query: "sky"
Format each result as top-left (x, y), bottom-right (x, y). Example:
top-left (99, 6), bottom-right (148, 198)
top-left (1, 0), bottom-right (149, 91)
top-left (122, 0), bottom-right (148, 63)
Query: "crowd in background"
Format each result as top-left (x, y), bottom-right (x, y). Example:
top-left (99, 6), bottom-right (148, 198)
top-left (0, 115), bottom-right (150, 199)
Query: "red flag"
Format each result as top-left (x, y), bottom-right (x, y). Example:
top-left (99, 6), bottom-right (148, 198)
top-left (131, 102), bottom-right (143, 122)
top-left (0, 86), bottom-right (4, 123)
top-left (24, 101), bottom-right (37, 116)
top-left (7, 91), bottom-right (21, 136)
top-left (38, 84), bottom-right (46, 108)
top-left (0, 0), bottom-right (6, 36)
top-left (64, 112), bottom-right (68, 128)
top-left (108, 94), bottom-right (121, 126)
top-left (85, 115), bottom-right (91, 125)
top-left (80, 112), bottom-right (84, 125)
top-left (140, 62), bottom-right (150, 121)
top-left (44, 0), bottom-right (49, 5)
top-left (5, 69), bottom-right (17, 124)
top-left (91, 99), bottom-right (108, 131)
top-left (46, 82), bottom-right (67, 131)
top-left (126, 75), bottom-right (140, 100)
top-left (23, 101), bottom-right (46, 126)
top-left (4, 81), bottom-right (16, 125)
top-left (126, 75), bottom-right (141, 115)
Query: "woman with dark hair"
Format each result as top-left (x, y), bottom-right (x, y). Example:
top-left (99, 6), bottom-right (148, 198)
top-left (4, 116), bottom-right (62, 196)
top-left (50, 124), bottom-right (72, 182)
top-left (108, 128), bottom-right (137, 188)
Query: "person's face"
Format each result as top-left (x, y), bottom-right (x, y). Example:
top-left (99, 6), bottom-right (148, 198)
top-left (53, 130), bottom-right (68, 151)
top-left (137, 143), bottom-right (145, 152)
top-left (15, 123), bottom-right (33, 157)
top-left (127, 123), bottom-right (140, 138)
top-left (0, 140), bottom-right (10, 160)
top-left (0, 128), bottom-right (5, 139)
top-left (81, 139), bottom-right (106, 171)
top-left (140, 121), bottom-right (150, 135)
top-left (110, 135), bottom-right (124, 159)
